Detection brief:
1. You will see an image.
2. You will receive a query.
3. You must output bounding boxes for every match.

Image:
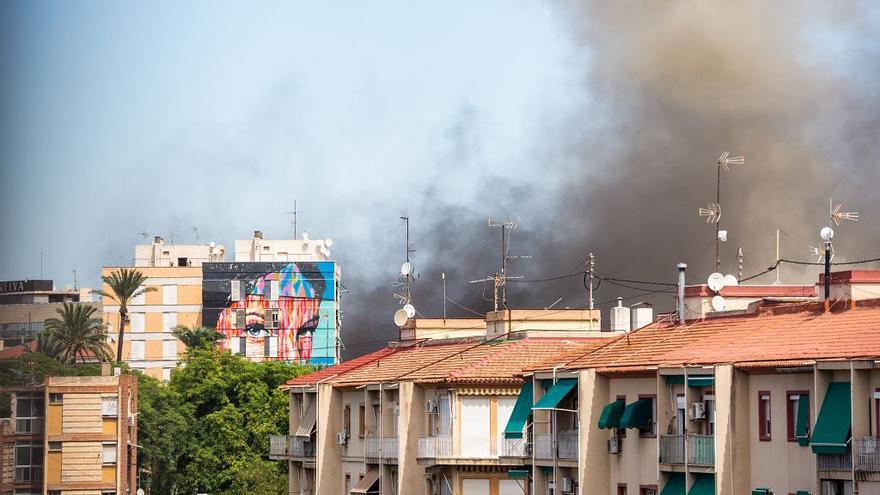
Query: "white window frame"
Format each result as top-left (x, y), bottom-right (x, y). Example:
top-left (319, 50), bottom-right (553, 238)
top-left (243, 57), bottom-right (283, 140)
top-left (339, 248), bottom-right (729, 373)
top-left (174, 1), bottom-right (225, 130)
top-left (130, 341), bottom-right (145, 361)
top-left (130, 312), bottom-right (145, 333)
top-left (102, 443), bottom-right (118, 465)
top-left (14, 441), bottom-right (43, 482)
top-left (163, 340), bottom-right (178, 359)
top-left (162, 312), bottom-right (178, 332)
top-left (231, 280), bottom-right (241, 302)
top-left (102, 396), bottom-right (118, 417)
top-left (131, 286), bottom-right (147, 305)
top-left (162, 285), bottom-right (178, 305)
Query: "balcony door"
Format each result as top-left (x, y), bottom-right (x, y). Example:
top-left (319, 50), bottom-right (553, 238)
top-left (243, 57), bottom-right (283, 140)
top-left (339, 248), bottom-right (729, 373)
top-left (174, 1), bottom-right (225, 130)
top-left (497, 396), bottom-right (517, 454)
top-left (460, 397), bottom-right (490, 457)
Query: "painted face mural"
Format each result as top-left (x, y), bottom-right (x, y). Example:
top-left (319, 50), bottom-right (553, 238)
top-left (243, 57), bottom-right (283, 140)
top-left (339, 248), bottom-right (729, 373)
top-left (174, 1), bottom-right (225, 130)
top-left (208, 262), bottom-right (337, 364)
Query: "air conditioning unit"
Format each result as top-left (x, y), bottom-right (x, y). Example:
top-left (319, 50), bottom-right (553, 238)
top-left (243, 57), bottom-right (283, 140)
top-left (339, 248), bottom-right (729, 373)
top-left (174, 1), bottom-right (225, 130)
top-left (561, 477), bottom-right (574, 494)
top-left (690, 402), bottom-right (706, 420)
top-left (337, 431), bottom-right (348, 445)
top-left (425, 400), bottom-right (438, 414)
top-left (127, 416), bottom-right (135, 426)
top-left (608, 436), bottom-right (622, 455)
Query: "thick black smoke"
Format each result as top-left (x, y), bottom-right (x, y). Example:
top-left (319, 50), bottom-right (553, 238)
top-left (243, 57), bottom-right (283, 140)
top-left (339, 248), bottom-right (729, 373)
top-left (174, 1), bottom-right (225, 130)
top-left (340, 1), bottom-right (880, 359)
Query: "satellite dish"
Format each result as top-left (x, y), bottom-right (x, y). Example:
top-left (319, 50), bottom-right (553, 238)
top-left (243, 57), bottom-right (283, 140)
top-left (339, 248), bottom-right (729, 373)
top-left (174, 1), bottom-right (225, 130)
top-left (718, 230), bottom-right (728, 242)
top-left (711, 295), bottom-right (726, 312)
top-left (401, 261), bottom-right (413, 276)
top-left (393, 309), bottom-right (409, 327)
top-left (707, 272), bottom-right (725, 292)
top-left (403, 304), bottom-right (416, 318)
top-left (723, 274), bottom-right (739, 286)
top-left (820, 226), bottom-right (834, 241)
top-left (324, 238), bottom-right (333, 247)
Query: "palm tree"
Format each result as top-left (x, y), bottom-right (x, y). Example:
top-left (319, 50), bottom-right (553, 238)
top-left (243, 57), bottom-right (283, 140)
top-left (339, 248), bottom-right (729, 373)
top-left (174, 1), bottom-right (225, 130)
top-left (171, 325), bottom-right (224, 350)
top-left (94, 268), bottom-right (155, 364)
top-left (41, 302), bottom-right (113, 364)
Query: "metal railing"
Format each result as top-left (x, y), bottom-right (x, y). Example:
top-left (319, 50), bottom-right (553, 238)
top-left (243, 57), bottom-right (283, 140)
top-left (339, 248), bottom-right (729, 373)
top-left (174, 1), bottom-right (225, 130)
top-left (688, 434), bottom-right (714, 465)
top-left (460, 436), bottom-right (491, 457)
top-left (384, 437), bottom-right (398, 458)
top-left (418, 435), bottom-right (453, 459)
top-left (15, 418), bottom-right (44, 434)
top-left (818, 452), bottom-right (853, 471)
top-left (660, 435), bottom-right (685, 464)
top-left (291, 437), bottom-right (316, 458)
top-left (269, 434), bottom-right (289, 457)
top-left (534, 433), bottom-right (553, 460)
top-left (558, 431), bottom-right (579, 459)
top-left (365, 436), bottom-right (398, 459)
top-left (501, 437), bottom-right (530, 457)
top-left (856, 438), bottom-right (880, 472)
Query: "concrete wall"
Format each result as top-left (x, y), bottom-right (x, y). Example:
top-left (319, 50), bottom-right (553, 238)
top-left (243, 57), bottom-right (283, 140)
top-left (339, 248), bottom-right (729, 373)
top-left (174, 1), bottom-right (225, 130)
top-left (399, 382), bottom-right (425, 495)
top-left (579, 369), bottom-right (611, 495)
top-left (316, 383), bottom-right (342, 494)
top-left (608, 376), bottom-right (659, 492)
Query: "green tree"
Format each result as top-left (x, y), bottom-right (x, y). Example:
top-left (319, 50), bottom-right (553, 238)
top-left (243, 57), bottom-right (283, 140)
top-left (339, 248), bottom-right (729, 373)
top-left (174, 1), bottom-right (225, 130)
top-left (41, 302), bottom-right (113, 364)
top-left (93, 268), bottom-right (155, 364)
top-left (171, 325), bottom-right (225, 350)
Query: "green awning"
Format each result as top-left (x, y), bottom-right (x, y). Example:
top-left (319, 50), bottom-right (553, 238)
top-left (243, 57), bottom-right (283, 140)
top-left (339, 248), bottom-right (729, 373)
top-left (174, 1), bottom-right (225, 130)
top-left (660, 473), bottom-right (685, 495)
top-left (533, 379), bottom-right (577, 410)
top-left (539, 466), bottom-right (554, 475)
top-left (796, 492), bottom-right (810, 495)
top-left (688, 474), bottom-right (715, 495)
top-left (619, 398), bottom-right (652, 429)
top-left (504, 381), bottom-right (534, 439)
top-left (795, 394), bottom-right (810, 446)
top-left (751, 490), bottom-right (770, 495)
top-left (508, 469), bottom-right (529, 479)
top-left (664, 375), bottom-right (714, 387)
top-left (597, 399), bottom-right (626, 429)
top-left (811, 382), bottom-right (851, 454)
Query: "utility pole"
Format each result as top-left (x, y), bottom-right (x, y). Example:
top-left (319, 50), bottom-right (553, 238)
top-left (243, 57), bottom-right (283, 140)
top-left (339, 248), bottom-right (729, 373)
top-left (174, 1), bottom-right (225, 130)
top-left (488, 219), bottom-right (523, 310)
top-left (587, 253), bottom-right (596, 311)
top-left (283, 200), bottom-right (302, 239)
top-left (442, 272), bottom-right (447, 320)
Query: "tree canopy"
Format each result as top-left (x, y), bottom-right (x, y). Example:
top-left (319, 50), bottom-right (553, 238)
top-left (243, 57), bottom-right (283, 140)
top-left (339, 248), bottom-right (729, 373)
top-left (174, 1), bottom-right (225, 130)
top-left (41, 302), bottom-right (113, 363)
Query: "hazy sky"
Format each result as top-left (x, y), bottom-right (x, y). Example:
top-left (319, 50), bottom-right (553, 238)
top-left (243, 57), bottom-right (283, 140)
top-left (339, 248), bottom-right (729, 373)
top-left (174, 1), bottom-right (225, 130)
top-left (3, 2), bottom-right (880, 355)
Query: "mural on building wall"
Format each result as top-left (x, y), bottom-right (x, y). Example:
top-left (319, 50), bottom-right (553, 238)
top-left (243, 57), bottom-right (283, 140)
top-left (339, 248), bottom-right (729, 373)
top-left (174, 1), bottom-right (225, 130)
top-left (202, 261), bottom-right (339, 365)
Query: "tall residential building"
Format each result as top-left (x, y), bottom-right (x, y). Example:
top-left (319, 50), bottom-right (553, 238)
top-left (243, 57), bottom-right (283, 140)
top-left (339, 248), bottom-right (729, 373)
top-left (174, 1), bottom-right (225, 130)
top-left (102, 236), bottom-right (223, 380)
top-left (0, 279), bottom-right (95, 351)
top-left (272, 270), bottom-right (880, 495)
top-left (0, 372), bottom-right (138, 495)
top-left (203, 230), bottom-right (341, 365)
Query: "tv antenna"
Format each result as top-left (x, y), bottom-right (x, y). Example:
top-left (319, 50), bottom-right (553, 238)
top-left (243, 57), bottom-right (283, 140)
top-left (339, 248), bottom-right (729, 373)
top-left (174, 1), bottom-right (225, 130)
top-left (191, 226), bottom-right (200, 243)
top-left (393, 215), bottom-right (417, 326)
top-left (829, 199), bottom-right (859, 226)
top-left (139, 232), bottom-right (149, 239)
top-left (698, 152), bottom-right (744, 271)
top-left (282, 200), bottom-right (303, 238)
top-left (488, 218), bottom-right (527, 310)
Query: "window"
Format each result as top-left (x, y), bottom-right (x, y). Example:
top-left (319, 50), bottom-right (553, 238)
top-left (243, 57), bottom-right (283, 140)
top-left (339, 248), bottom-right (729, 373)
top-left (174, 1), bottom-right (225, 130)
top-left (177, 257), bottom-right (188, 266)
top-left (618, 484), bottom-right (628, 495)
top-left (703, 393), bottom-right (716, 435)
top-left (270, 280), bottom-right (280, 301)
top-left (162, 312), bottom-right (177, 332)
top-left (48, 441), bottom-right (61, 451)
top-left (15, 396), bottom-right (43, 434)
top-left (787, 391), bottom-right (809, 442)
top-left (162, 368), bottom-right (172, 381)
top-left (102, 443), bottom-right (117, 464)
top-left (49, 491), bottom-right (62, 495)
top-left (163, 340), bottom-right (178, 359)
top-left (343, 404), bottom-right (351, 437)
top-left (345, 473), bottom-right (351, 494)
top-left (358, 404), bottom-right (366, 438)
top-left (162, 285), bottom-right (177, 305)
top-left (14, 442), bottom-right (43, 482)
top-left (639, 394), bottom-right (657, 437)
top-left (130, 312), bottom-right (145, 333)
top-left (131, 286), bottom-right (147, 305)
top-left (676, 394), bottom-right (686, 435)
top-left (235, 309), bottom-right (246, 329)
top-left (617, 395), bottom-right (627, 438)
top-left (875, 389), bottom-right (880, 439)
top-left (49, 393), bottom-right (63, 404)
top-left (759, 391), bottom-right (771, 441)
top-left (640, 486), bottom-right (658, 495)
top-left (102, 396), bottom-right (118, 417)
top-left (130, 340), bottom-right (145, 360)
top-left (231, 280), bottom-right (242, 302)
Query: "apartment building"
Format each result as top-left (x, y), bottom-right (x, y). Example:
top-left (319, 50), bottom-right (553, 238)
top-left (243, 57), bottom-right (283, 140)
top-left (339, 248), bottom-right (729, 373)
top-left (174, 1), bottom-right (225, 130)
top-left (0, 372), bottom-right (138, 495)
top-left (270, 309), bottom-right (619, 495)
top-left (102, 237), bottom-right (220, 379)
top-left (0, 279), bottom-right (94, 351)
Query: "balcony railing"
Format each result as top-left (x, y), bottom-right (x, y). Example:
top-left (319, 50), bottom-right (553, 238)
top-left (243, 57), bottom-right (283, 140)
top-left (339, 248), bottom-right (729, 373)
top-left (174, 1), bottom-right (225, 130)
top-left (558, 431), bottom-right (578, 459)
top-left (418, 435), bottom-right (453, 459)
top-left (365, 436), bottom-right (398, 459)
top-left (269, 434), bottom-right (289, 457)
top-left (291, 437), bottom-right (316, 458)
top-left (534, 433), bottom-right (553, 460)
top-left (15, 418), bottom-right (44, 434)
top-left (501, 437), bottom-right (530, 457)
top-left (856, 438), bottom-right (880, 472)
top-left (818, 452), bottom-right (853, 471)
top-left (660, 434), bottom-right (714, 466)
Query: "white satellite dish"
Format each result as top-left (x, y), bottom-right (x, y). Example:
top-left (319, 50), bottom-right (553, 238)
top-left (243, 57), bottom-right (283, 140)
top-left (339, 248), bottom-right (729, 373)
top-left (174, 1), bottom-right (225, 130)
top-left (707, 272), bottom-right (725, 292)
top-left (718, 230), bottom-right (728, 242)
top-left (820, 226), bottom-right (834, 241)
top-left (711, 295), bottom-right (726, 312)
top-left (324, 238), bottom-right (333, 247)
top-left (401, 261), bottom-right (413, 276)
top-left (403, 304), bottom-right (416, 318)
top-left (393, 309), bottom-right (409, 326)
top-left (723, 274), bottom-right (739, 286)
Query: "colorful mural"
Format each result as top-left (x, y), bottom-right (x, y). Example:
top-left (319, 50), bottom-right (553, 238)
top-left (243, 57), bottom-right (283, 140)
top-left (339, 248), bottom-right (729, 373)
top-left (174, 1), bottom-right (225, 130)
top-left (202, 261), bottom-right (339, 365)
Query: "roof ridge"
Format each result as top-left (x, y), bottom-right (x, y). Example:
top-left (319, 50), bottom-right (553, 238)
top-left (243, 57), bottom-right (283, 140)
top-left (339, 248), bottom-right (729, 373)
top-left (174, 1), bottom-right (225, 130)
top-left (447, 340), bottom-right (520, 379)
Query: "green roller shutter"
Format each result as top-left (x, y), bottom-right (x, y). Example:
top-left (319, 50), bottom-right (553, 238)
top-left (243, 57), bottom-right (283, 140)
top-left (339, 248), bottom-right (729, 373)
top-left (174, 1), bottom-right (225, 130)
top-left (687, 376), bottom-right (714, 387)
top-left (503, 381), bottom-right (533, 439)
top-left (620, 398), bottom-right (653, 429)
top-left (533, 379), bottom-right (577, 410)
top-left (660, 473), bottom-right (685, 495)
top-left (811, 382), bottom-right (851, 454)
top-left (508, 469), bottom-right (529, 479)
top-left (597, 399), bottom-right (626, 429)
top-left (751, 490), bottom-right (770, 495)
top-left (795, 394), bottom-right (810, 446)
top-left (687, 474), bottom-right (715, 495)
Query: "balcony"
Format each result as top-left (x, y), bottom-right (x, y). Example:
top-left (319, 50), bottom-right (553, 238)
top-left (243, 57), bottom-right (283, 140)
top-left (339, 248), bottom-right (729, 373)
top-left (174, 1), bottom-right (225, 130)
top-left (418, 435), bottom-right (453, 459)
top-left (856, 438), bottom-right (880, 472)
top-left (818, 452), bottom-right (852, 472)
top-left (291, 436), bottom-right (316, 458)
top-left (533, 432), bottom-right (578, 460)
top-left (15, 418), bottom-right (44, 435)
top-left (660, 435), bottom-right (714, 466)
top-left (558, 431), bottom-right (578, 460)
top-left (501, 437), bottom-right (530, 457)
top-left (534, 433), bottom-right (553, 460)
top-left (269, 434), bottom-right (289, 458)
top-left (365, 436), bottom-right (398, 459)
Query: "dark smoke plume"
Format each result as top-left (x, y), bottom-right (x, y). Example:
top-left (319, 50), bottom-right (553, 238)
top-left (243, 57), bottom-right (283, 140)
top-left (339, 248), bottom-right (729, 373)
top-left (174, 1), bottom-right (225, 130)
top-left (340, 1), bottom-right (880, 359)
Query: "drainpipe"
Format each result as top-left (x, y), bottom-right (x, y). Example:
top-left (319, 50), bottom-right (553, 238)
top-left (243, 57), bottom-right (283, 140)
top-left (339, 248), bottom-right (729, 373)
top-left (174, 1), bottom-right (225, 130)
top-left (824, 241), bottom-right (832, 310)
top-left (677, 263), bottom-right (687, 324)
top-left (552, 366), bottom-right (559, 495)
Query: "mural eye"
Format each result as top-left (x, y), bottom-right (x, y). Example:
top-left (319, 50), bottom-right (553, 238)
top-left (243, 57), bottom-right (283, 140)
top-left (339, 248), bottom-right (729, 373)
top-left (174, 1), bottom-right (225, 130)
top-left (298, 315), bottom-right (320, 333)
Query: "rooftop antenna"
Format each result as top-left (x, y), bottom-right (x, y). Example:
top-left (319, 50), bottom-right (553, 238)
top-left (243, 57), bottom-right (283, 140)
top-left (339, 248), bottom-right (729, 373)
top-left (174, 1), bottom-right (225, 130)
top-left (441, 272), bottom-right (447, 321)
top-left (139, 232), bottom-right (150, 239)
top-left (487, 218), bottom-right (526, 310)
top-left (698, 152), bottom-right (744, 272)
top-left (393, 215), bottom-right (417, 326)
top-left (191, 226), bottom-right (200, 243)
top-left (587, 252), bottom-right (596, 310)
top-left (282, 200), bottom-right (303, 238)
top-left (72, 269), bottom-right (77, 291)
top-left (815, 198), bottom-right (860, 305)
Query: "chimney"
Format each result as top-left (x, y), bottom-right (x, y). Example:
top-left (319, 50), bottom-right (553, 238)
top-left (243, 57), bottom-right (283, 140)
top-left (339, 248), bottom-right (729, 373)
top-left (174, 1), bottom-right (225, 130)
top-left (609, 297), bottom-right (631, 332)
top-left (677, 263), bottom-right (687, 323)
top-left (153, 236), bottom-right (163, 244)
top-left (254, 230), bottom-right (263, 239)
top-left (630, 302), bottom-right (653, 330)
